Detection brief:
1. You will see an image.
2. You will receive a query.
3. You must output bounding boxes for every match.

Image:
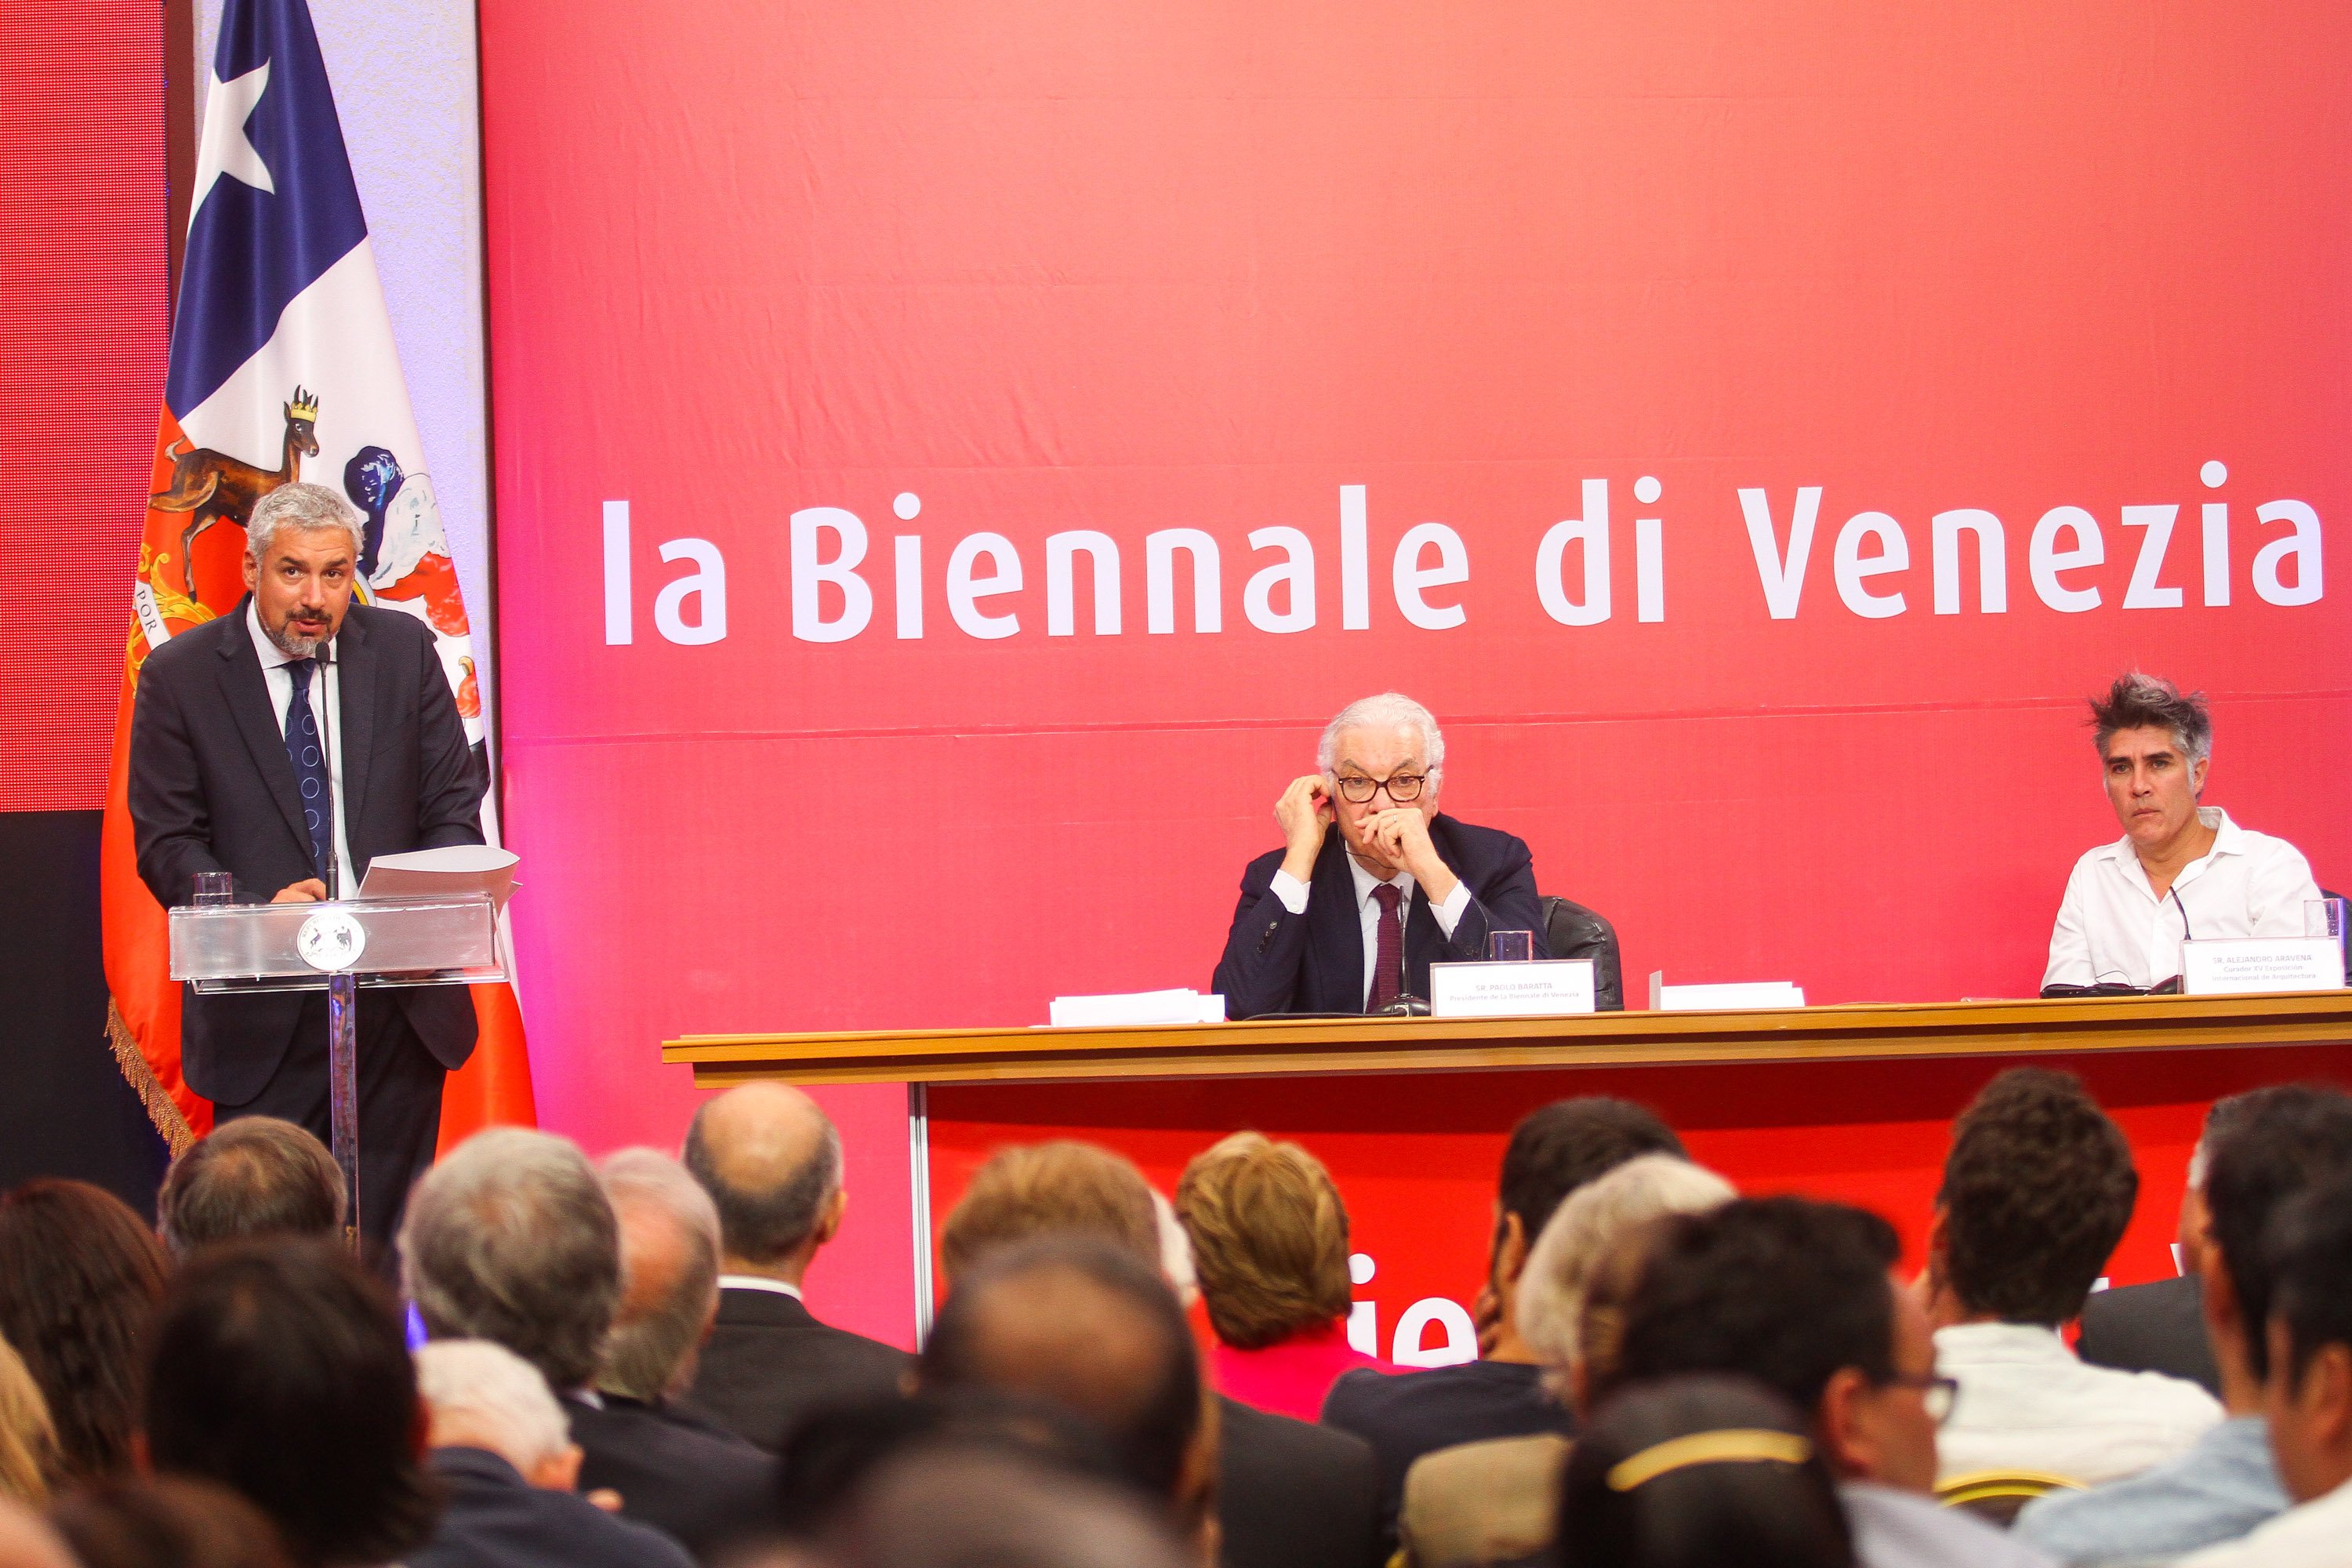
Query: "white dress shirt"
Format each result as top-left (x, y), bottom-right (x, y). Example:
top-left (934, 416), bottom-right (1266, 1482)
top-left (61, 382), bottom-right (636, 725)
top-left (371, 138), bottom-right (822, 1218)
top-left (2176, 1472), bottom-right (2352, 1568)
top-left (2043, 808), bottom-right (2323, 990)
top-left (1268, 851), bottom-right (1471, 1007)
top-left (246, 602), bottom-right (355, 898)
top-left (717, 1273), bottom-right (804, 1301)
top-left (1841, 1480), bottom-right (2056, 1568)
top-left (1934, 1322), bottom-right (2223, 1486)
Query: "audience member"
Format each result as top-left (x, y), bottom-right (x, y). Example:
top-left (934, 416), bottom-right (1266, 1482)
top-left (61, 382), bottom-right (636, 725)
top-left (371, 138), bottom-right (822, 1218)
top-left (1396, 1153), bottom-right (1734, 1568)
top-left (47, 1478), bottom-right (293, 1568)
top-left (0, 1497), bottom-right (74, 1568)
top-left (410, 1338), bottom-right (695, 1568)
top-left (941, 1142), bottom-right (1162, 1279)
top-left (940, 1140), bottom-right (1381, 1568)
top-left (2175, 1171), bottom-right (2352, 1566)
top-left (822, 1445), bottom-right (1197, 1568)
top-left (681, 1084), bottom-right (909, 1450)
top-left (0, 1179), bottom-right (168, 1481)
top-left (1324, 1098), bottom-right (1682, 1540)
top-left (1924, 1069), bottom-right (2221, 1483)
top-left (771, 1389), bottom-right (1138, 1541)
top-left (0, 1338), bottom-right (54, 1507)
top-left (2020, 1086), bottom-right (2352, 1563)
top-left (1597, 1196), bottom-right (2050, 1568)
top-left (142, 1240), bottom-right (436, 1568)
top-left (1559, 1375), bottom-right (1854, 1568)
top-left (2075, 1095), bottom-right (2259, 1396)
top-left (402, 1129), bottom-right (767, 1562)
top-left (919, 1237), bottom-right (1216, 1554)
top-left (1176, 1131), bottom-right (1395, 1421)
top-left (154, 1116), bottom-right (347, 1258)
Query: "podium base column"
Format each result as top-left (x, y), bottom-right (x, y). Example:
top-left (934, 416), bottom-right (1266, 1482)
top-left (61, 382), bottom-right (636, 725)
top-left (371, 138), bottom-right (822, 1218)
top-left (327, 971), bottom-right (361, 1255)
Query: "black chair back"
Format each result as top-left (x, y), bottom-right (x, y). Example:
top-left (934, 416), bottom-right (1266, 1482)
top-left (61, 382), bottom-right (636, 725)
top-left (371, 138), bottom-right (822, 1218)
top-left (1536, 895), bottom-right (1624, 1012)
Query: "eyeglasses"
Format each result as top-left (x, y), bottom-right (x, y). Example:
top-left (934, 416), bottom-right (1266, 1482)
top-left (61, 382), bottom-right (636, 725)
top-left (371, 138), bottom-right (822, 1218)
top-left (1881, 1373), bottom-right (1960, 1425)
top-left (1333, 772), bottom-right (1428, 804)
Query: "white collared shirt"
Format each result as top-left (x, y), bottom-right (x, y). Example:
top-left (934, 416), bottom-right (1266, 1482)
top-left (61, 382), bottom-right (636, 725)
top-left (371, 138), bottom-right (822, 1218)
top-left (246, 602), bottom-right (355, 898)
top-left (1269, 852), bottom-right (1470, 1007)
top-left (717, 1273), bottom-right (804, 1301)
top-left (1934, 1321), bottom-right (2223, 1487)
top-left (2178, 1472), bottom-right (2352, 1568)
top-left (2043, 808), bottom-right (2323, 990)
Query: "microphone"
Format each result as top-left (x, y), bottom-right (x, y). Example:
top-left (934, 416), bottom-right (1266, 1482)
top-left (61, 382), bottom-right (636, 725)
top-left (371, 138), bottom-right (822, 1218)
top-left (2172, 884), bottom-right (2193, 940)
top-left (311, 639), bottom-right (341, 901)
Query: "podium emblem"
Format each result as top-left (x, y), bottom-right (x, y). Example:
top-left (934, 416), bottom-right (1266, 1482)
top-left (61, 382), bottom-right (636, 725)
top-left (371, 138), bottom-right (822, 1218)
top-left (296, 908), bottom-right (368, 972)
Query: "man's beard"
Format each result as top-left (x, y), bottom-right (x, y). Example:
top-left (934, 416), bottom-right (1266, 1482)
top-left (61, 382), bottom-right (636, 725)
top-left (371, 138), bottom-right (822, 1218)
top-left (265, 614), bottom-right (332, 658)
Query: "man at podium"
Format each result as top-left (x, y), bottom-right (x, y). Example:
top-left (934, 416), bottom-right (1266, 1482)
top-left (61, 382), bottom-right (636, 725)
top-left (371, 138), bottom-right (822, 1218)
top-left (129, 482), bottom-right (485, 1249)
top-left (1214, 692), bottom-right (1546, 1018)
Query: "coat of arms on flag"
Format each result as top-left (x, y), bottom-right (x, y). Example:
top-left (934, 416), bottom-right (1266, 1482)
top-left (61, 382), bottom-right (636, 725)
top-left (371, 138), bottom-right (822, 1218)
top-left (101, 0), bottom-right (531, 1152)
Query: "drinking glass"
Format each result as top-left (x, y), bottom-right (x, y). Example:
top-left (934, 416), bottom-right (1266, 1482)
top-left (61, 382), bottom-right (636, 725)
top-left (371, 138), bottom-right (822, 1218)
top-left (1486, 929), bottom-right (1536, 963)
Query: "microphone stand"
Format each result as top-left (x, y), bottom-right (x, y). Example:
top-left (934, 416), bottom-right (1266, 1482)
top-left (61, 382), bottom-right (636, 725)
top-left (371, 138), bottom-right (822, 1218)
top-left (312, 641), bottom-right (361, 1254)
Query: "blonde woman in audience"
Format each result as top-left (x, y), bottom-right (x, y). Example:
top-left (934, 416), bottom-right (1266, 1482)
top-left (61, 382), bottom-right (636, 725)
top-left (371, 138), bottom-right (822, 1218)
top-left (0, 1337), bottom-right (56, 1507)
top-left (1176, 1132), bottom-right (1398, 1421)
top-left (1396, 1153), bottom-right (1737, 1568)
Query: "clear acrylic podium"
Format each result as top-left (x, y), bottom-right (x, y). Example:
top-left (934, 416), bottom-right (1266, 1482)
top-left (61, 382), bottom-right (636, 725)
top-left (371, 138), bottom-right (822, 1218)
top-left (169, 895), bottom-right (506, 1250)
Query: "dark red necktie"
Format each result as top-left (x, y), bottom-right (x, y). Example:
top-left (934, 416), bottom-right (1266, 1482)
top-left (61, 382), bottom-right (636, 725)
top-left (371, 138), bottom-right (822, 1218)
top-left (1368, 882), bottom-right (1405, 1011)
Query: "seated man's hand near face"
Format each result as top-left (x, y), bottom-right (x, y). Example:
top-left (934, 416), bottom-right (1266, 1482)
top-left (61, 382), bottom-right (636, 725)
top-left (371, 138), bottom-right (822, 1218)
top-left (1276, 774), bottom-right (1334, 881)
top-left (1359, 808), bottom-right (1459, 903)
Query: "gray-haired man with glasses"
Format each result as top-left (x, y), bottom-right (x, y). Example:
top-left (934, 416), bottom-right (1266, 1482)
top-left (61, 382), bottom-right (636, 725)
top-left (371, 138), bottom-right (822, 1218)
top-left (1212, 691), bottom-right (1547, 1018)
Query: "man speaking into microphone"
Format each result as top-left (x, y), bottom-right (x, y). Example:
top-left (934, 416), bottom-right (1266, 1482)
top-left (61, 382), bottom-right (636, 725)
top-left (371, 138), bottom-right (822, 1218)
top-left (129, 481), bottom-right (485, 1249)
top-left (1214, 691), bottom-right (1548, 1018)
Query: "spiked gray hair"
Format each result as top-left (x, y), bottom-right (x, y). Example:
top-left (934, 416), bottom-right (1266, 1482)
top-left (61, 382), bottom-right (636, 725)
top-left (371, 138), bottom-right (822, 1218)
top-left (246, 481), bottom-right (361, 563)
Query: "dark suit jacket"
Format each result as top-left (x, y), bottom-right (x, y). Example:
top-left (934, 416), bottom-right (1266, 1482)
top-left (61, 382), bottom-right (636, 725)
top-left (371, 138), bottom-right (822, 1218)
top-left (2077, 1275), bottom-right (2221, 1396)
top-left (129, 597), bottom-right (485, 1102)
top-left (1214, 817), bottom-right (1546, 1019)
top-left (1217, 1395), bottom-right (1382, 1568)
top-left (685, 1284), bottom-right (912, 1450)
top-left (564, 1392), bottom-right (773, 1563)
top-left (409, 1446), bottom-right (696, 1568)
top-left (1319, 1359), bottom-right (1574, 1548)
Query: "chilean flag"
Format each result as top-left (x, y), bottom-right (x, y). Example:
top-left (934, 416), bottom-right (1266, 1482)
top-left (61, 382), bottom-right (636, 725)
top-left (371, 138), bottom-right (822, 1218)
top-left (100, 0), bottom-right (534, 1153)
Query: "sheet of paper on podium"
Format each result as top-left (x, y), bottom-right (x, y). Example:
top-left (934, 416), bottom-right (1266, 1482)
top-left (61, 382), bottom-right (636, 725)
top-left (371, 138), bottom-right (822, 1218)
top-left (358, 845), bottom-right (520, 911)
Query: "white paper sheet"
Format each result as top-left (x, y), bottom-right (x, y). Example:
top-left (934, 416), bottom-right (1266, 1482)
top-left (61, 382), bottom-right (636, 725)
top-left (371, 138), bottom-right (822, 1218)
top-left (358, 844), bottom-right (519, 911)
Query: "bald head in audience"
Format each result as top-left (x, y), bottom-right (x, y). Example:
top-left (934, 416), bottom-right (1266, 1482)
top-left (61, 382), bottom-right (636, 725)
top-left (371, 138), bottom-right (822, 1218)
top-left (684, 1085), bottom-right (845, 1285)
top-left (920, 1238), bottom-right (1214, 1549)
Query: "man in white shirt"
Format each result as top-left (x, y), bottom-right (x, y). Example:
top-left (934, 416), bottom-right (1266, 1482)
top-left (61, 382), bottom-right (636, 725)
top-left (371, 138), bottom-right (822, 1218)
top-left (1926, 1069), bottom-right (2223, 1485)
top-left (2044, 673), bottom-right (2324, 991)
top-left (1212, 692), bottom-right (1551, 1018)
top-left (2178, 1171), bottom-right (2352, 1568)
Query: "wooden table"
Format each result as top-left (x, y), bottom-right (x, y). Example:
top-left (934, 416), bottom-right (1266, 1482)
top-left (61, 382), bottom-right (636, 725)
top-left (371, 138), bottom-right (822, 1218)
top-left (666, 989), bottom-right (2352, 1087)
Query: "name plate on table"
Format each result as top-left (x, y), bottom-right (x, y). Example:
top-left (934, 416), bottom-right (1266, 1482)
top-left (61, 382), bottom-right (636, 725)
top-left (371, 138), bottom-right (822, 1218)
top-left (1430, 960), bottom-right (1596, 1018)
top-left (1648, 972), bottom-right (1807, 1011)
top-left (2180, 938), bottom-right (2346, 996)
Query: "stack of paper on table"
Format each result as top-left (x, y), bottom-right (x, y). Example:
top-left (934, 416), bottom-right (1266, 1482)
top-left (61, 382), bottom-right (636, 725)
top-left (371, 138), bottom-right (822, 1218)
top-left (1047, 989), bottom-right (1226, 1027)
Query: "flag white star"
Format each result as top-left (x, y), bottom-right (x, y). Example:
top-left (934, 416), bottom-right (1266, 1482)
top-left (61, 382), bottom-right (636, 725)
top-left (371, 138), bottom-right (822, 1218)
top-left (189, 60), bottom-right (274, 222)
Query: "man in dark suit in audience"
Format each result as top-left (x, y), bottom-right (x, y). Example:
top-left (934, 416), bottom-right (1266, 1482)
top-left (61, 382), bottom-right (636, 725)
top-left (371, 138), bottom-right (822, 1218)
top-left (412, 1338), bottom-right (694, 1568)
top-left (939, 1141), bottom-right (1383, 1568)
top-left (1323, 1096), bottom-right (1680, 1544)
top-left (2074, 1095), bottom-right (2256, 1398)
top-left (404, 1131), bottom-right (770, 1566)
top-left (919, 1240), bottom-right (1218, 1557)
top-left (682, 1083), bottom-right (910, 1449)
top-left (1214, 692), bottom-right (1547, 1018)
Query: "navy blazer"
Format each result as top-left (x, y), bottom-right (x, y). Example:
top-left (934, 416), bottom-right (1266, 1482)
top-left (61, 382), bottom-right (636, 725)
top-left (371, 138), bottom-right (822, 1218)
top-left (410, 1446), bottom-right (695, 1568)
top-left (1212, 815), bottom-right (1546, 1019)
top-left (128, 597), bottom-right (485, 1102)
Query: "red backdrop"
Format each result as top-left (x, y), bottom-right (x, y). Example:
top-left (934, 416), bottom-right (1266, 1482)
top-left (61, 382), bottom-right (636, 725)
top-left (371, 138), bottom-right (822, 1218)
top-left (477, 0), bottom-right (2352, 1343)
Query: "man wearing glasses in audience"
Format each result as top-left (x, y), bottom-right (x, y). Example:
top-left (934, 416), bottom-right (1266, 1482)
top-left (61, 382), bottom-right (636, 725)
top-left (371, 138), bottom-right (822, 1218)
top-left (1214, 691), bottom-right (1547, 1018)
